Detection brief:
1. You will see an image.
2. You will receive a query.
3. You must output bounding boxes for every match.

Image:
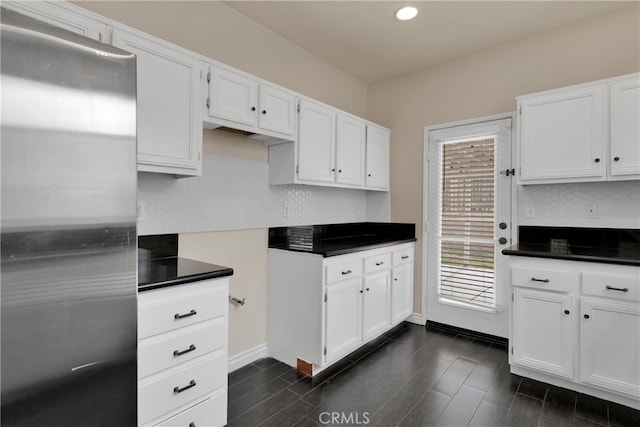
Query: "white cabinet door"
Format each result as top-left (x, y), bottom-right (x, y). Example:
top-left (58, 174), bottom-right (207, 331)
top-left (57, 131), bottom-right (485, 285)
top-left (258, 84), bottom-right (296, 137)
top-left (3, 1), bottom-right (106, 41)
top-left (519, 86), bottom-right (606, 183)
top-left (512, 288), bottom-right (573, 379)
top-left (365, 124), bottom-right (390, 190)
top-left (325, 278), bottom-right (362, 362)
top-left (362, 271), bottom-right (390, 340)
top-left (391, 264), bottom-right (413, 324)
top-left (113, 28), bottom-right (202, 176)
top-left (580, 298), bottom-right (640, 397)
top-left (208, 66), bottom-right (258, 127)
top-left (336, 114), bottom-right (366, 186)
top-left (298, 99), bottom-right (336, 183)
top-left (610, 77), bottom-right (640, 178)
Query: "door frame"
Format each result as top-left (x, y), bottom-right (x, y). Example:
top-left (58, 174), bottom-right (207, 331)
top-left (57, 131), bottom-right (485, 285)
top-left (421, 112), bottom-right (517, 335)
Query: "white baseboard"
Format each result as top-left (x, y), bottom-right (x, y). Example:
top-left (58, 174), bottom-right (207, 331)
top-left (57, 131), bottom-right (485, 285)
top-left (228, 343), bottom-right (269, 373)
top-left (407, 313), bottom-right (426, 325)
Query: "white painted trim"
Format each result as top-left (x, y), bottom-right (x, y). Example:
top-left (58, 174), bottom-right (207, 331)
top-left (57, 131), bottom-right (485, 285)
top-left (228, 343), bottom-right (269, 373)
top-left (422, 112), bottom-right (516, 333)
top-left (406, 313), bottom-right (426, 325)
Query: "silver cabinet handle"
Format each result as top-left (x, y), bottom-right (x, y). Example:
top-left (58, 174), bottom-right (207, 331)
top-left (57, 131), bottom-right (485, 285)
top-left (605, 285), bottom-right (629, 292)
top-left (531, 277), bottom-right (549, 283)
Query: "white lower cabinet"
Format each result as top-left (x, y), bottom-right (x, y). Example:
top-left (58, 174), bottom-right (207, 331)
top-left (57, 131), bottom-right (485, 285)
top-left (268, 242), bottom-right (414, 375)
top-left (509, 257), bottom-right (640, 409)
top-left (512, 288), bottom-right (573, 379)
top-left (138, 278), bottom-right (229, 427)
top-left (325, 278), bottom-right (362, 363)
top-left (580, 297), bottom-right (640, 397)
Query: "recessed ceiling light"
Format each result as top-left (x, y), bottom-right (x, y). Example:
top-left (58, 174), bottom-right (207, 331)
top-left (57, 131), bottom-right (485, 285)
top-left (395, 6), bottom-right (418, 21)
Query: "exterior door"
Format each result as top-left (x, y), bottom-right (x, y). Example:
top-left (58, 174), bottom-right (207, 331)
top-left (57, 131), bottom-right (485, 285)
top-left (425, 117), bottom-right (513, 337)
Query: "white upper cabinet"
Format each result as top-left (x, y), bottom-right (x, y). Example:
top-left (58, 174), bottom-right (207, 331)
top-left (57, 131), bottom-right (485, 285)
top-left (365, 124), bottom-right (391, 190)
top-left (3, 0), bottom-right (107, 42)
top-left (335, 114), bottom-right (366, 186)
top-left (517, 73), bottom-right (640, 184)
top-left (207, 66), bottom-right (257, 127)
top-left (112, 27), bottom-right (203, 176)
top-left (518, 85), bottom-right (606, 183)
top-left (297, 98), bottom-right (337, 183)
top-left (609, 76), bottom-right (640, 179)
top-left (204, 65), bottom-right (296, 141)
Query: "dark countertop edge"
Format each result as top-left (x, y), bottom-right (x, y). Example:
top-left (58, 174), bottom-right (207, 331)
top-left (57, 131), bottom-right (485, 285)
top-left (270, 238), bottom-right (417, 258)
top-left (138, 268), bottom-right (234, 292)
top-left (502, 248), bottom-right (640, 267)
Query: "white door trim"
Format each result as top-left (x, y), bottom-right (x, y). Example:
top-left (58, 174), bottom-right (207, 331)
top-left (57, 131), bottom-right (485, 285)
top-left (421, 112), bottom-right (517, 332)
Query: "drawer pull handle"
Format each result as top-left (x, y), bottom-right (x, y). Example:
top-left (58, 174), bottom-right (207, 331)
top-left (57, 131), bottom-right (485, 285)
top-left (375, 262), bottom-right (385, 266)
top-left (605, 285), bottom-right (629, 292)
top-left (174, 309), bottom-right (197, 320)
top-left (189, 423), bottom-right (196, 427)
top-left (173, 380), bottom-right (196, 394)
top-left (401, 256), bottom-right (409, 260)
top-left (531, 277), bottom-right (549, 283)
top-left (173, 344), bottom-right (196, 357)
top-left (341, 270), bottom-right (352, 275)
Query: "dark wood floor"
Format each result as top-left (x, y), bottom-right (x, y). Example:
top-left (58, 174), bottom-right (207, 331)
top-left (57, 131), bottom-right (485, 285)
top-left (227, 323), bottom-right (640, 427)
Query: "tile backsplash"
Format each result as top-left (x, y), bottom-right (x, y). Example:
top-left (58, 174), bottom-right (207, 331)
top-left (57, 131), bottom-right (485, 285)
top-left (137, 154), bottom-right (390, 235)
top-left (517, 181), bottom-right (640, 229)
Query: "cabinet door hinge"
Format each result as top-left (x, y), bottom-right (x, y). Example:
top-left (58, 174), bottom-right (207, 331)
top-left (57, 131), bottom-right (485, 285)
top-left (296, 165), bottom-right (299, 174)
top-left (324, 293), bottom-right (327, 303)
top-left (519, 105), bottom-right (522, 115)
top-left (206, 97), bottom-right (210, 108)
top-left (511, 293), bottom-right (514, 302)
top-left (324, 347), bottom-right (327, 356)
top-left (297, 103), bottom-right (300, 113)
top-left (206, 71), bottom-right (211, 83)
top-left (511, 347), bottom-right (514, 355)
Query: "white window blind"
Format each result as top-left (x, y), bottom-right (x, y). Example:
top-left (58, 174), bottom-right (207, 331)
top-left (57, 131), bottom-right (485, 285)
top-left (437, 138), bottom-right (496, 307)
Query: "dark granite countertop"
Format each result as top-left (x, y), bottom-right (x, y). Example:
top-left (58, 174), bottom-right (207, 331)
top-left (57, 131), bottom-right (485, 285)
top-left (269, 222), bottom-right (416, 257)
top-left (138, 256), bottom-right (233, 292)
top-left (502, 226), bottom-right (640, 266)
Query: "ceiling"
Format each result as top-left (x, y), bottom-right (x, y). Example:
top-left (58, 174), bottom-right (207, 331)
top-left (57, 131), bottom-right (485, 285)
top-left (223, 1), bottom-right (632, 84)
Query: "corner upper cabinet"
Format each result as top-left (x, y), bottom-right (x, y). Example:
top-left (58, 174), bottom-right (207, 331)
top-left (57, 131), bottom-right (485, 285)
top-left (112, 27), bottom-right (203, 176)
top-left (609, 76), bottom-right (640, 179)
top-left (517, 73), bottom-right (640, 184)
top-left (365, 124), bottom-right (390, 190)
top-left (204, 65), bottom-right (296, 142)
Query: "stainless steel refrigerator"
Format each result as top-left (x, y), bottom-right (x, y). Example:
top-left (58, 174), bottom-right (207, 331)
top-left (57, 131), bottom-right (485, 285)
top-left (1, 9), bottom-right (137, 426)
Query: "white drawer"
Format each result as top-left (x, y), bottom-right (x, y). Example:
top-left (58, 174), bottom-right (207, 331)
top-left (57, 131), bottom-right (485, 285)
top-left (153, 389), bottom-right (227, 427)
top-left (138, 352), bottom-right (226, 426)
top-left (364, 253), bottom-right (391, 274)
top-left (138, 279), bottom-right (228, 339)
top-left (582, 270), bottom-right (640, 302)
top-left (326, 258), bottom-right (363, 284)
top-left (138, 318), bottom-right (227, 379)
top-left (393, 247), bottom-right (414, 266)
top-left (511, 265), bottom-right (572, 293)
